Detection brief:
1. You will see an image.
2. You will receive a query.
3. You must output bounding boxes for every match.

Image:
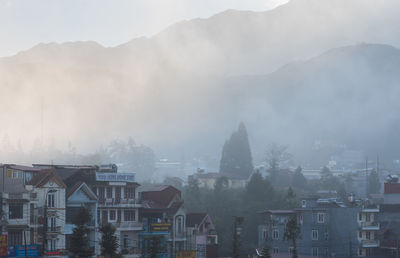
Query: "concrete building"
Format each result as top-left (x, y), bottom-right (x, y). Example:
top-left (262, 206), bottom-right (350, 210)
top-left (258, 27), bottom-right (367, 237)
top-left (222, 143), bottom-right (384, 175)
top-left (140, 185), bottom-right (187, 258)
top-left (258, 197), bottom-right (379, 257)
top-left (65, 181), bottom-right (98, 257)
top-left (190, 171), bottom-right (247, 189)
top-left (93, 172), bottom-right (142, 256)
top-left (186, 213), bottom-right (218, 258)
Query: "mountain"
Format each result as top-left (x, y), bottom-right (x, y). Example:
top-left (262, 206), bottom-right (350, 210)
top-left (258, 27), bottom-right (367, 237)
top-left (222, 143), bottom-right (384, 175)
top-left (1, 0), bottom-right (400, 167)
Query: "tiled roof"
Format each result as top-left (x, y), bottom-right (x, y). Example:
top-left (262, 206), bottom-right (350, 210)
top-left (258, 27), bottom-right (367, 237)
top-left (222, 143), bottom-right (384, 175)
top-left (27, 169), bottom-right (66, 188)
top-left (186, 213), bottom-right (207, 227)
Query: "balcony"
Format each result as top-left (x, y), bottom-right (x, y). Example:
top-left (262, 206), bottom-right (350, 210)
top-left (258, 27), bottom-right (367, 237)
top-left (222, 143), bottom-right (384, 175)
top-left (3, 192), bottom-right (30, 201)
top-left (361, 206), bottom-right (379, 213)
top-left (98, 198), bottom-right (141, 208)
top-left (112, 221), bottom-right (143, 230)
top-left (359, 239), bottom-right (380, 248)
top-left (358, 221), bottom-right (380, 230)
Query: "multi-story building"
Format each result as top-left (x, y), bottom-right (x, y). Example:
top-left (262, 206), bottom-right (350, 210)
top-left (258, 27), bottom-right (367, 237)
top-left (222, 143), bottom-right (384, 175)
top-left (186, 213), bottom-right (218, 258)
top-left (65, 181), bottom-right (98, 257)
top-left (93, 172), bottom-right (142, 256)
top-left (140, 185), bottom-right (187, 258)
top-left (259, 197), bottom-right (367, 258)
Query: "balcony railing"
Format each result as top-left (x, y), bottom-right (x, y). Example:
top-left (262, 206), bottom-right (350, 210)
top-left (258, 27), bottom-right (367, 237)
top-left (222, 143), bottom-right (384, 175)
top-left (359, 239), bottom-right (380, 247)
top-left (358, 221), bottom-right (380, 230)
top-left (112, 221), bottom-right (143, 229)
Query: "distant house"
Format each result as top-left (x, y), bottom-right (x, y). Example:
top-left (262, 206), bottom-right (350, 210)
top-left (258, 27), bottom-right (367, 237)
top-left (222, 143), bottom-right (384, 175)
top-left (186, 213), bottom-right (218, 258)
top-left (190, 172), bottom-right (247, 189)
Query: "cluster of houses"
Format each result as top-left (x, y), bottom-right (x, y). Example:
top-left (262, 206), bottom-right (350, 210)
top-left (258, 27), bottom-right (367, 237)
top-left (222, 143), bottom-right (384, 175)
top-left (0, 164), bottom-right (218, 258)
top-left (258, 177), bottom-right (400, 258)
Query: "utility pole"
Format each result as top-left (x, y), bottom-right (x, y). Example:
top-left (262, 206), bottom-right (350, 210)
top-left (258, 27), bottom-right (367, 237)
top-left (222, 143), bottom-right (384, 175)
top-left (366, 156), bottom-right (369, 197)
top-left (233, 216), bottom-right (244, 258)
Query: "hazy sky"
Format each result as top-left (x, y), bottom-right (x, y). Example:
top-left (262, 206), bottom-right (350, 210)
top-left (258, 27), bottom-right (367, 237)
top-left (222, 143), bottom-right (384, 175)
top-left (0, 0), bottom-right (288, 57)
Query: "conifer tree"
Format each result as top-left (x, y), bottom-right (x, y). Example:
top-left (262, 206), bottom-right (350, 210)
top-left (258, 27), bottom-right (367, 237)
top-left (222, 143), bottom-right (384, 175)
top-left (100, 223), bottom-right (119, 257)
top-left (219, 122), bottom-right (253, 177)
top-left (70, 207), bottom-right (93, 258)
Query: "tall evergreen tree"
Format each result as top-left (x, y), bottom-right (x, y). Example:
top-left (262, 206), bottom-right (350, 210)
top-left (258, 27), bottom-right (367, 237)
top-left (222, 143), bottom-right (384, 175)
top-left (100, 223), bottom-right (119, 257)
top-left (70, 207), bottom-right (93, 258)
top-left (291, 166), bottom-right (308, 189)
top-left (368, 169), bottom-right (381, 194)
top-left (219, 122), bottom-right (253, 177)
top-left (284, 217), bottom-right (301, 258)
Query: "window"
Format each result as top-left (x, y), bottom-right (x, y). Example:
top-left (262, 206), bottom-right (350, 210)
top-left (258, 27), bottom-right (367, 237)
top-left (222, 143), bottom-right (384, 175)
top-left (312, 230), bottom-right (318, 240)
top-left (124, 210), bottom-right (136, 221)
top-left (48, 193), bottom-right (55, 208)
top-left (117, 209), bottom-right (122, 222)
top-left (273, 247), bottom-right (279, 254)
top-left (98, 187), bottom-right (105, 199)
top-left (324, 229), bottom-right (329, 241)
top-left (317, 213), bottom-right (325, 223)
top-left (109, 210), bottom-right (116, 221)
top-left (324, 247), bottom-right (328, 257)
top-left (8, 230), bottom-right (23, 246)
top-left (124, 187), bottom-right (135, 199)
top-left (115, 186), bottom-right (121, 199)
top-left (358, 248), bottom-right (363, 256)
top-left (289, 247), bottom-right (294, 254)
top-left (302, 200), bottom-right (306, 208)
top-left (273, 229), bottom-right (279, 240)
top-left (312, 247), bottom-right (318, 256)
top-left (49, 217), bottom-right (56, 232)
top-left (366, 213), bottom-right (371, 222)
top-left (49, 239), bottom-right (57, 251)
top-left (300, 215), bottom-right (303, 224)
top-left (106, 186), bottom-right (112, 198)
top-left (9, 203), bottom-right (23, 219)
top-left (263, 229), bottom-right (268, 240)
top-left (12, 171), bottom-right (22, 179)
top-left (359, 231), bottom-right (362, 238)
top-left (30, 203), bottom-right (34, 224)
top-left (123, 234), bottom-right (129, 248)
top-left (366, 231), bottom-right (371, 240)
top-left (359, 213), bottom-right (362, 221)
top-left (102, 210), bottom-right (108, 223)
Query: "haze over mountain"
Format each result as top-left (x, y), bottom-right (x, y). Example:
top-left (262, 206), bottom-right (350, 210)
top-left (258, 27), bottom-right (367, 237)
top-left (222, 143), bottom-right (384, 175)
top-left (1, 0), bottom-right (400, 168)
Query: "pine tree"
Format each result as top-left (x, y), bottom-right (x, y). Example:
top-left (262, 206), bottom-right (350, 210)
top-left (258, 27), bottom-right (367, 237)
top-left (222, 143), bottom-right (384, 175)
top-left (284, 217), bottom-right (301, 258)
top-left (100, 223), bottom-right (119, 257)
top-left (70, 207), bottom-right (93, 258)
top-left (219, 122), bottom-right (253, 177)
top-left (291, 166), bottom-right (308, 189)
top-left (368, 169), bottom-right (381, 194)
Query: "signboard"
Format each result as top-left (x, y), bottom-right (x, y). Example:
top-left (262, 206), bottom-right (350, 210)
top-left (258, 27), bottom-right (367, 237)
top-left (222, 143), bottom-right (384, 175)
top-left (177, 251), bottom-right (196, 258)
top-left (0, 235), bottom-right (7, 256)
top-left (45, 251), bottom-right (61, 256)
top-left (150, 223), bottom-right (171, 232)
top-left (15, 244), bottom-right (40, 257)
top-left (96, 172), bottom-right (136, 182)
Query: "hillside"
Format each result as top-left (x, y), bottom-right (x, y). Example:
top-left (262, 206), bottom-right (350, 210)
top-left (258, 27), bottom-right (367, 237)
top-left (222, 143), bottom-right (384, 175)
top-left (1, 0), bottom-right (400, 166)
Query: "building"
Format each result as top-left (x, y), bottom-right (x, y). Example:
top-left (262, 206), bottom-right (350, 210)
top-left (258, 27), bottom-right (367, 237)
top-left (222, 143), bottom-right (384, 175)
top-left (65, 181), bottom-right (98, 257)
top-left (258, 197), bottom-right (376, 257)
top-left (93, 172), bottom-right (142, 256)
top-left (190, 172), bottom-right (247, 189)
top-left (140, 185), bottom-right (187, 258)
top-left (186, 213), bottom-right (218, 258)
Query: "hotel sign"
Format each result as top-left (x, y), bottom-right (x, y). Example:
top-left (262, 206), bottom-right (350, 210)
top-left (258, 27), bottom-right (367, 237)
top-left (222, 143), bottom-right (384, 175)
top-left (96, 172), bottom-right (136, 182)
top-left (150, 223), bottom-right (171, 232)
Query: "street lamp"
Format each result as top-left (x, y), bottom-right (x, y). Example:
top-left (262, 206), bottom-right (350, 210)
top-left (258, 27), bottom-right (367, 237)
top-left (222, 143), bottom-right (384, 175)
top-left (43, 189), bottom-right (57, 255)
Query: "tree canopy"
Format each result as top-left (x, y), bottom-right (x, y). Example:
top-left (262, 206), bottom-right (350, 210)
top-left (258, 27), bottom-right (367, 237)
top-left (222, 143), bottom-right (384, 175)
top-left (219, 122), bottom-right (253, 177)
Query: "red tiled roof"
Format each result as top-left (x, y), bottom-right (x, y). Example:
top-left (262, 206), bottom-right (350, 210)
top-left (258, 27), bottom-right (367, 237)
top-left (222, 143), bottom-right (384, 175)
top-left (141, 185), bottom-right (181, 208)
top-left (167, 201), bottom-right (184, 216)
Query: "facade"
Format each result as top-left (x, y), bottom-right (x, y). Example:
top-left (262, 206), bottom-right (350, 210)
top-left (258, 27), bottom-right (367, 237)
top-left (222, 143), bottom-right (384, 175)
top-left (65, 181), bottom-right (98, 257)
top-left (186, 213), bottom-right (218, 258)
top-left (93, 172), bottom-right (142, 256)
top-left (140, 185), bottom-right (187, 258)
top-left (190, 172), bottom-right (247, 189)
top-left (258, 197), bottom-right (381, 257)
